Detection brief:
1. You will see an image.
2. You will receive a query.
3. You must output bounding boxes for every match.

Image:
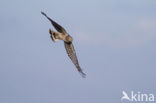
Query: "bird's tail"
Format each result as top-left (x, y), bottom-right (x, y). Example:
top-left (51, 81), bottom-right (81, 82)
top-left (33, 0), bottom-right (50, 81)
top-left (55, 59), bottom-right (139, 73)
top-left (49, 29), bottom-right (59, 42)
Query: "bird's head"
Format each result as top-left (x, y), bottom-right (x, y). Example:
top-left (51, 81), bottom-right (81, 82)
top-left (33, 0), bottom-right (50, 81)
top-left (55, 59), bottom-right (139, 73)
top-left (66, 35), bottom-right (73, 43)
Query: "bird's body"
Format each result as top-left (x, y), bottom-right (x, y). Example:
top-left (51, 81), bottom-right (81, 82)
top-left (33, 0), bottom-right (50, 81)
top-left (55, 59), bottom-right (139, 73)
top-left (49, 29), bottom-right (73, 43)
top-left (41, 12), bottom-right (86, 77)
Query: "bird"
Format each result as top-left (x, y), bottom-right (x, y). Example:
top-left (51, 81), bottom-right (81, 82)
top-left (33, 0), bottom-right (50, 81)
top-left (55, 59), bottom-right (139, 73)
top-left (121, 91), bottom-right (131, 101)
top-left (41, 12), bottom-right (86, 77)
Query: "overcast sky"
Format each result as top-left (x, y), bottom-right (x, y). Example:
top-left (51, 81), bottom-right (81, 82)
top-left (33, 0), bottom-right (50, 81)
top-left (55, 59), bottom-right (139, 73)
top-left (0, 0), bottom-right (156, 103)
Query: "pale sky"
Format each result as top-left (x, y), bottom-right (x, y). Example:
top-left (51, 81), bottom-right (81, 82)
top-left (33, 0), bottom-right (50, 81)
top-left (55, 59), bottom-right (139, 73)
top-left (0, 0), bottom-right (156, 103)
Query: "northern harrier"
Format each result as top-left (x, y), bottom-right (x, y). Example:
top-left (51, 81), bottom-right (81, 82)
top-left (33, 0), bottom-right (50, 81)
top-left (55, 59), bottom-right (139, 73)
top-left (41, 12), bottom-right (86, 77)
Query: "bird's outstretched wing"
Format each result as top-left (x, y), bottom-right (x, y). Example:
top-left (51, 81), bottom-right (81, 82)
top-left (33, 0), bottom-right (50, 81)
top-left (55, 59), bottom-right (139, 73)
top-left (41, 12), bottom-right (67, 34)
top-left (64, 42), bottom-right (86, 77)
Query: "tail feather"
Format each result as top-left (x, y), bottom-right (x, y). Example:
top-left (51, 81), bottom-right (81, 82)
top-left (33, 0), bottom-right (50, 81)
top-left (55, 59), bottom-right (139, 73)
top-left (49, 29), bottom-right (59, 42)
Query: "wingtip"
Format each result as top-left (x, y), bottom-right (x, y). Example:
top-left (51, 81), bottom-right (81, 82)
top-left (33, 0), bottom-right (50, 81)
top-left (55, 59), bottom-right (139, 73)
top-left (79, 70), bottom-right (86, 78)
top-left (41, 11), bottom-right (44, 14)
top-left (41, 11), bottom-right (46, 16)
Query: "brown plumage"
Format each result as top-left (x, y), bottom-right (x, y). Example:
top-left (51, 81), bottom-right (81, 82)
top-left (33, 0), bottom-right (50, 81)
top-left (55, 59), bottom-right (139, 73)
top-left (41, 12), bottom-right (86, 77)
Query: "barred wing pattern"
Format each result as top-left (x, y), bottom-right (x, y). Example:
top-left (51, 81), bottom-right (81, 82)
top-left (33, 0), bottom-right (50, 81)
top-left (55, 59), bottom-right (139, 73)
top-left (41, 12), bottom-right (67, 34)
top-left (64, 42), bottom-right (86, 77)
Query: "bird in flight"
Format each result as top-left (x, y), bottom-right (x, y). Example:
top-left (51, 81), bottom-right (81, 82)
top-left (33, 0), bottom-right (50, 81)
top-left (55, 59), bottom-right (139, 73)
top-left (41, 12), bottom-right (86, 77)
